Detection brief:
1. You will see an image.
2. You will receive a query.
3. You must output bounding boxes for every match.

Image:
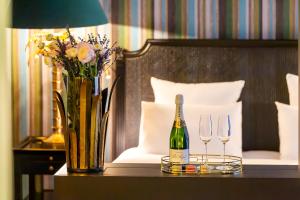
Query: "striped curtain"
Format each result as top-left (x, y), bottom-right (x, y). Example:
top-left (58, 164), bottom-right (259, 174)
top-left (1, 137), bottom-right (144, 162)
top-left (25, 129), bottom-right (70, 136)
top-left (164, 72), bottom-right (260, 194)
top-left (112, 0), bottom-right (298, 51)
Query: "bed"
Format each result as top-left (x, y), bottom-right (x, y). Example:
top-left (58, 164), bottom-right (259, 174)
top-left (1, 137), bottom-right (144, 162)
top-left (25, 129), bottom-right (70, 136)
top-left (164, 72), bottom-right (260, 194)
top-left (111, 39), bottom-right (298, 165)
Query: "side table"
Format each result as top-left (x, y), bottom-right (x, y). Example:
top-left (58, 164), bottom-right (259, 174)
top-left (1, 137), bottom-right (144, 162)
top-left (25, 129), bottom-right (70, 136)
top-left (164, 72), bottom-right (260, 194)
top-left (14, 136), bottom-right (65, 200)
top-left (55, 163), bottom-right (300, 200)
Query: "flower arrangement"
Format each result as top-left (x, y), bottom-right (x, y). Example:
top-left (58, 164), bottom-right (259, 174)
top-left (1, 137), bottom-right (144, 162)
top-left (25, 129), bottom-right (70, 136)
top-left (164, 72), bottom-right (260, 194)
top-left (31, 29), bottom-right (120, 80)
top-left (29, 30), bottom-right (121, 172)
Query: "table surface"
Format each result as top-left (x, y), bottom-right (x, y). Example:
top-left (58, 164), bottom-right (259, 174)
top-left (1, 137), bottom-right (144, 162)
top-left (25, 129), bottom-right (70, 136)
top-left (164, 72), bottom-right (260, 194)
top-left (14, 136), bottom-right (65, 152)
top-left (54, 163), bottom-right (300, 200)
top-left (55, 163), bottom-right (300, 178)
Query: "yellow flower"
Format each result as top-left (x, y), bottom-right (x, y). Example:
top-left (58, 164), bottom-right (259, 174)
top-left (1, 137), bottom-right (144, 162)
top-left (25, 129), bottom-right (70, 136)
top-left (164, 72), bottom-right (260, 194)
top-left (66, 48), bottom-right (77, 58)
top-left (48, 41), bottom-right (59, 50)
top-left (46, 34), bottom-right (54, 41)
top-left (59, 32), bottom-right (69, 40)
top-left (35, 48), bottom-right (47, 56)
top-left (46, 41), bottom-right (60, 58)
top-left (94, 44), bottom-right (103, 50)
top-left (35, 49), bottom-right (42, 55)
top-left (48, 50), bottom-right (59, 58)
top-left (37, 42), bottom-right (45, 49)
top-left (44, 57), bottom-right (52, 66)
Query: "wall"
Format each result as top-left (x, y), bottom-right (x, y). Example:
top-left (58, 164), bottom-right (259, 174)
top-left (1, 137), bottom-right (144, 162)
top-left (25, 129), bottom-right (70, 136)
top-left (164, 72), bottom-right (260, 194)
top-left (111, 0), bottom-right (298, 50)
top-left (0, 0), bottom-right (13, 199)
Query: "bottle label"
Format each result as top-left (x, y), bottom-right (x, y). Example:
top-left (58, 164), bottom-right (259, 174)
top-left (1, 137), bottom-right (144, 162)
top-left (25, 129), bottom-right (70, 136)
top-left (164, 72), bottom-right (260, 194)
top-left (170, 149), bottom-right (189, 164)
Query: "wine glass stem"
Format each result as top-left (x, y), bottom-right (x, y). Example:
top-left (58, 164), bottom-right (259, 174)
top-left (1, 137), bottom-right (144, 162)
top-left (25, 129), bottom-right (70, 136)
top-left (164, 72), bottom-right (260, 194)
top-left (205, 143), bottom-right (208, 163)
top-left (223, 142), bottom-right (226, 163)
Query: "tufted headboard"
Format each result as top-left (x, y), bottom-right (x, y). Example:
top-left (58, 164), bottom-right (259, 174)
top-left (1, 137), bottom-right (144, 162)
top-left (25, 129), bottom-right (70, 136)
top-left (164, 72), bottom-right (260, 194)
top-left (111, 40), bottom-right (298, 159)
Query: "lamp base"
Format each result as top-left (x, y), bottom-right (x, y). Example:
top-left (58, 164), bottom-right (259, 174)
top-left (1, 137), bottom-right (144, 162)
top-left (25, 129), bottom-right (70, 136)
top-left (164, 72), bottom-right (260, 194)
top-left (43, 133), bottom-right (65, 144)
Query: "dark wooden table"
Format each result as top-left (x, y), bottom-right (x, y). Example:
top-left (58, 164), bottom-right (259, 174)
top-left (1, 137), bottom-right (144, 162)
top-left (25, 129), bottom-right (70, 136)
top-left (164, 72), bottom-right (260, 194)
top-left (14, 136), bottom-right (65, 200)
top-left (54, 163), bottom-right (300, 200)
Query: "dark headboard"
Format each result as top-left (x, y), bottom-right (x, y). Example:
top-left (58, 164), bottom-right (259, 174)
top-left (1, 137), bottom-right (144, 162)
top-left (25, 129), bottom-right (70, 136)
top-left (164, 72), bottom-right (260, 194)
top-left (111, 40), bottom-right (298, 159)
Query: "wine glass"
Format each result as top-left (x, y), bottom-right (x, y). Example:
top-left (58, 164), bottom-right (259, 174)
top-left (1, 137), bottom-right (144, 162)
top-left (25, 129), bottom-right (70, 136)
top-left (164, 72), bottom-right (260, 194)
top-left (199, 114), bottom-right (213, 166)
top-left (217, 114), bottom-right (231, 170)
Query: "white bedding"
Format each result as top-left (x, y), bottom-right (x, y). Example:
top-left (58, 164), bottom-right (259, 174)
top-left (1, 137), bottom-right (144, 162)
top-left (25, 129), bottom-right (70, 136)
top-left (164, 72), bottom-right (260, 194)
top-left (113, 147), bottom-right (297, 165)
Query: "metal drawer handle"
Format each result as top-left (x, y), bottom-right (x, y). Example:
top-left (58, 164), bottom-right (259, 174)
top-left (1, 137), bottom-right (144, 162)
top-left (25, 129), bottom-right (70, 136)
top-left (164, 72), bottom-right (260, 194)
top-left (49, 166), bottom-right (54, 171)
top-left (49, 156), bottom-right (54, 161)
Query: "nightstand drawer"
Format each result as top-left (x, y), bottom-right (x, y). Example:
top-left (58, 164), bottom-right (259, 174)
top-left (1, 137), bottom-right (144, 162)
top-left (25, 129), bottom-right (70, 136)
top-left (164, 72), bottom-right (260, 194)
top-left (16, 158), bottom-right (65, 174)
top-left (31, 153), bottom-right (65, 163)
top-left (14, 151), bottom-right (65, 174)
top-left (28, 161), bottom-right (65, 174)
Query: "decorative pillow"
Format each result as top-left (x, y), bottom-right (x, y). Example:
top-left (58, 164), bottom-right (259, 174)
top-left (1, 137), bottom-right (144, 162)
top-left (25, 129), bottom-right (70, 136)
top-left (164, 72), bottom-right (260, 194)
top-left (151, 77), bottom-right (245, 105)
top-left (138, 101), bottom-right (242, 157)
top-left (286, 73), bottom-right (298, 106)
top-left (275, 102), bottom-right (298, 160)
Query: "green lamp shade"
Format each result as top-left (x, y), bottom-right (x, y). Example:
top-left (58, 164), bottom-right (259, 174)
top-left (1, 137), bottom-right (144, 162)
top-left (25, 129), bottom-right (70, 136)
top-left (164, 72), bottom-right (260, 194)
top-left (12, 0), bottom-right (108, 28)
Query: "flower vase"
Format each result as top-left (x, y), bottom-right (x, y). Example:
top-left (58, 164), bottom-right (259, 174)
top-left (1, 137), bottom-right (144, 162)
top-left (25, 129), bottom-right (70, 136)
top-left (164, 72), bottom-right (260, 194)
top-left (55, 76), bottom-right (108, 173)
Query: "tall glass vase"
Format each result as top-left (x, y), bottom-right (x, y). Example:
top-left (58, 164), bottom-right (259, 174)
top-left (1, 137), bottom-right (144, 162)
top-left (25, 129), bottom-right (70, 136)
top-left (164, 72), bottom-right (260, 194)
top-left (56, 76), bottom-right (108, 173)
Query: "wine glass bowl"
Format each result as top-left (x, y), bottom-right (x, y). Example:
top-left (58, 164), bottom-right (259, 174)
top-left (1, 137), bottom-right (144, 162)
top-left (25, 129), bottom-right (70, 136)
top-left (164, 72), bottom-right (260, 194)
top-left (218, 136), bottom-right (230, 144)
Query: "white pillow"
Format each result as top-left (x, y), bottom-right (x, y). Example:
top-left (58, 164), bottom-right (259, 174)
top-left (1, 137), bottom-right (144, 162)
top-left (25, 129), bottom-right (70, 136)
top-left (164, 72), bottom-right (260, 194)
top-left (138, 101), bottom-right (242, 157)
top-left (275, 102), bottom-right (298, 160)
top-left (151, 77), bottom-right (245, 105)
top-left (286, 73), bottom-right (298, 106)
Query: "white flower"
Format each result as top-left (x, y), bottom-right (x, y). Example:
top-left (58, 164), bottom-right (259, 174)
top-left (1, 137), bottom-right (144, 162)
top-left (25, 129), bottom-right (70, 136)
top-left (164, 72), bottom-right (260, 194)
top-left (77, 42), bottom-right (96, 64)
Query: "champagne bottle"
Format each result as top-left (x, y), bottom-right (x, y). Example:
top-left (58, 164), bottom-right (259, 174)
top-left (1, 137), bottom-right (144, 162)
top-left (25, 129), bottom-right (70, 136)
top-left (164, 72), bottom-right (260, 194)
top-left (169, 94), bottom-right (190, 164)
